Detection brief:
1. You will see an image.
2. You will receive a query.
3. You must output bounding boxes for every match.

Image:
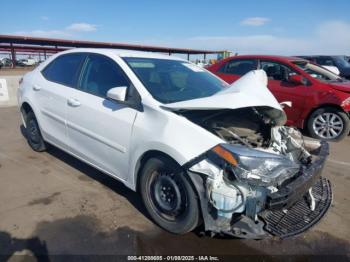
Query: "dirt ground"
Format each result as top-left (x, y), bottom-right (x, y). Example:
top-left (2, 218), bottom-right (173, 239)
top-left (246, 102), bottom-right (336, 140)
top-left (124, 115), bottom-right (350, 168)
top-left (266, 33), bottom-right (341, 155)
top-left (0, 68), bottom-right (33, 76)
top-left (0, 106), bottom-right (349, 260)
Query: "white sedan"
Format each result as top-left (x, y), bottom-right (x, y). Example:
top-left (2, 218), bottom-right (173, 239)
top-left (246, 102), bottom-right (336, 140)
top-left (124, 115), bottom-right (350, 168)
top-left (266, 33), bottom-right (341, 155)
top-left (17, 48), bottom-right (332, 238)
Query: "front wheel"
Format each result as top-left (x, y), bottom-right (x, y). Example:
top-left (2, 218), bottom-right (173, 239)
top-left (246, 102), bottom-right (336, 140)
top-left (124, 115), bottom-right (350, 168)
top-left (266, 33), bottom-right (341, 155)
top-left (307, 107), bottom-right (350, 141)
top-left (140, 156), bottom-right (200, 234)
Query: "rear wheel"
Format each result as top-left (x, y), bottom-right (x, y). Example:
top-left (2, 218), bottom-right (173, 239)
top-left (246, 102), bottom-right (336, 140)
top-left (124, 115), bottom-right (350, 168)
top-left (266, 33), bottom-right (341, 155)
top-left (307, 107), bottom-right (350, 141)
top-left (140, 156), bottom-right (200, 234)
top-left (24, 111), bottom-right (47, 152)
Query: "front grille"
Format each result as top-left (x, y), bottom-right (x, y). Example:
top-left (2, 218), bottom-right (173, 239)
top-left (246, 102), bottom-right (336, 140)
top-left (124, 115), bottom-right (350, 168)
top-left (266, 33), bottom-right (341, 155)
top-left (260, 177), bottom-right (332, 238)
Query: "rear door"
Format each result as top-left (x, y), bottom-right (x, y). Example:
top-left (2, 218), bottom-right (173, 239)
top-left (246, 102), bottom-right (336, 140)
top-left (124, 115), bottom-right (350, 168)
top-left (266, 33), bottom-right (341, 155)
top-left (66, 53), bottom-right (137, 180)
top-left (35, 53), bottom-right (86, 148)
top-left (215, 59), bottom-right (258, 84)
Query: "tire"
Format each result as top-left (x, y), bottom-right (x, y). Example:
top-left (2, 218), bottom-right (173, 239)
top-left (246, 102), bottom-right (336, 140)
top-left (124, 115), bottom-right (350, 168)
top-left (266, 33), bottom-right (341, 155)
top-left (24, 111), bottom-right (47, 152)
top-left (307, 107), bottom-right (350, 141)
top-left (140, 156), bottom-right (200, 234)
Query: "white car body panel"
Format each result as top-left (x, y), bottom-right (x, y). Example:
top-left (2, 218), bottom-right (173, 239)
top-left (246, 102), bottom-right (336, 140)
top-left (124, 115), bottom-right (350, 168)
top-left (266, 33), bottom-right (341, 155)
top-left (34, 72), bottom-right (71, 148)
top-left (17, 48), bottom-right (283, 190)
top-left (66, 87), bottom-right (137, 181)
top-left (127, 105), bottom-right (223, 187)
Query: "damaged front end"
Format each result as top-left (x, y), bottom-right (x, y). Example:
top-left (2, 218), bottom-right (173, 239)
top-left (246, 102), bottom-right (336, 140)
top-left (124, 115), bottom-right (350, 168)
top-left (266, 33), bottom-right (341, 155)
top-left (181, 107), bottom-right (332, 239)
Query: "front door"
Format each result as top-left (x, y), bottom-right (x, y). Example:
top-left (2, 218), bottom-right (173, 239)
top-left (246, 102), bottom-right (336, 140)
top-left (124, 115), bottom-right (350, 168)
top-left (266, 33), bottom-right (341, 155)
top-left (260, 60), bottom-right (312, 126)
top-left (66, 53), bottom-right (137, 180)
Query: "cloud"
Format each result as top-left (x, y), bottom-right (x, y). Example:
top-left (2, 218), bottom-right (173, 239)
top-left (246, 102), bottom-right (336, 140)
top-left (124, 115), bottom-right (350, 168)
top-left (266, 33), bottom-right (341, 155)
top-left (315, 20), bottom-right (350, 53)
top-left (137, 20), bottom-right (350, 55)
top-left (66, 23), bottom-right (97, 32)
top-left (240, 17), bottom-right (271, 26)
top-left (12, 30), bottom-right (70, 38)
top-left (11, 22), bottom-right (97, 38)
top-left (40, 16), bottom-right (49, 21)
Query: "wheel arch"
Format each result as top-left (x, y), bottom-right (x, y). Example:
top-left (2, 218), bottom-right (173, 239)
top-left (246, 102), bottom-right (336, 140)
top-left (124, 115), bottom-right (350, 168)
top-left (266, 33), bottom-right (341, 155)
top-left (134, 150), bottom-right (183, 192)
top-left (20, 101), bottom-right (35, 126)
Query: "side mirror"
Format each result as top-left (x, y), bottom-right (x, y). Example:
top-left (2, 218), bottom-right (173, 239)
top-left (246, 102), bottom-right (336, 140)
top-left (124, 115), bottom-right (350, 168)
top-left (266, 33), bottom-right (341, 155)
top-left (288, 74), bottom-right (303, 85)
top-left (107, 86), bottom-right (127, 102)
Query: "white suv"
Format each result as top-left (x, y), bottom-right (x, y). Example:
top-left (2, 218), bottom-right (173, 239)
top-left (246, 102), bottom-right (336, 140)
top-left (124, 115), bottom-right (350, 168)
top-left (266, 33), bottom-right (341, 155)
top-left (18, 48), bottom-right (332, 238)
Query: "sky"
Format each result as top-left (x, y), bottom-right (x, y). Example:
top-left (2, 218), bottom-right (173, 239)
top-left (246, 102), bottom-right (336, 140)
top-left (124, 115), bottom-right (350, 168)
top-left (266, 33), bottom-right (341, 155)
top-left (1, 0), bottom-right (350, 57)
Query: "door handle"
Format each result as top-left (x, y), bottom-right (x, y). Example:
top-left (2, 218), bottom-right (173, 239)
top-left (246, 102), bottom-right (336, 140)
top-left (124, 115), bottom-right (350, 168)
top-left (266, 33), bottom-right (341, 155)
top-left (33, 85), bottom-right (41, 91)
top-left (67, 98), bottom-right (81, 107)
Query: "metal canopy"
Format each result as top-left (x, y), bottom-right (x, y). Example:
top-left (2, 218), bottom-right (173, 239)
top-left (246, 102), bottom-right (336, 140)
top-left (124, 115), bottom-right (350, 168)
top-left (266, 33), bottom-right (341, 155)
top-left (0, 34), bottom-right (221, 55)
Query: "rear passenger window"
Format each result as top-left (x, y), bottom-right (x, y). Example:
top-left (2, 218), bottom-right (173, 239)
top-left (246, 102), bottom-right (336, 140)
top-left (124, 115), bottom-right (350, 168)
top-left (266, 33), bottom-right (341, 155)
top-left (79, 54), bottom-right (130, 98)
top-left (42, 53), bottom-right (86, 87)
top-left (218, 59), bottom-right (257, 75)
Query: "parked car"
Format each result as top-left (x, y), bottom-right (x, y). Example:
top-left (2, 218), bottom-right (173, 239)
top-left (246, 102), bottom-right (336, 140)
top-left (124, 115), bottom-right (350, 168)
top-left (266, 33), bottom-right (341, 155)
top-left (208, 55), bottom-right (350, 141)
top-left (17, 58), bottom-right (36, 66)
top-left (1, 58), bottom-right (13, 67)
top-left (16, 59), bottom-right (26, 66)
top-left (298, 56), bottom-right (350, 80)
top-left (18, 49), bottom-right (332, 239)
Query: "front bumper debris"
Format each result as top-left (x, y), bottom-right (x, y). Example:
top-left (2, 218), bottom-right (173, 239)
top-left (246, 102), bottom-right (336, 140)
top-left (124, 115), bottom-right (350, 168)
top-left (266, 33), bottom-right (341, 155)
top-left (260, 177), bottom-right (332, 238)
top-left (186, 141), bottom-right (332, 239)
top-left (266, 141), bottom-right (329, 210)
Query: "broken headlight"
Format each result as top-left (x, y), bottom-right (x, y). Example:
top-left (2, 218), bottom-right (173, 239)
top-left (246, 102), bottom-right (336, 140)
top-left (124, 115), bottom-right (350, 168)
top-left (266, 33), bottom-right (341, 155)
top-left (209, 144), bottom-right (300, 186)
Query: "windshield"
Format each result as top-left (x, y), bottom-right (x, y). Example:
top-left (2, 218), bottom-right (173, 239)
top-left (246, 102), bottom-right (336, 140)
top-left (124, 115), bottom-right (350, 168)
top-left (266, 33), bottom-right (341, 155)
top-left (123, 57), bottom-right (227, 103)
top-left (293, 61), bottom-right (343, 82)
top-left (334, 56), bottom-right (350, 68)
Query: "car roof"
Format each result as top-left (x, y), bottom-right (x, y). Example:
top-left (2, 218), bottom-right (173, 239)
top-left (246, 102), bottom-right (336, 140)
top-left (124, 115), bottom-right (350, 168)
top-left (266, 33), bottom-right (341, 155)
top-left (297, 55), bottom-right (347, 58)
top-left (224, 55), bottom-right (307, 63)
top-left (57, 48), bottom-right (186, 61)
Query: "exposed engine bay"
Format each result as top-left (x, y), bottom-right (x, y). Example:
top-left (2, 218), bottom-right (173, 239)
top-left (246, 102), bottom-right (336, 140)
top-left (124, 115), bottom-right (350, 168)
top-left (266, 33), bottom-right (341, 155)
top-left (180, 107), bottom-right (332, 239)
top-left (180, 106), bottom-right (311, 164)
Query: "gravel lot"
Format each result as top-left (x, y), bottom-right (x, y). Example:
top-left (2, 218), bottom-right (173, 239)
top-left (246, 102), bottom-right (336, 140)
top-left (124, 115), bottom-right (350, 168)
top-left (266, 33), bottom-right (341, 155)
top-left (0, 106), bottom-right (349, 260)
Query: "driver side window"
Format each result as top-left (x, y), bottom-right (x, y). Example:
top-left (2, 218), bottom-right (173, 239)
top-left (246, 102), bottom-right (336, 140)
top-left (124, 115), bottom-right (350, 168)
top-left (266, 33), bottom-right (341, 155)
top-left (79, 54), bottom-right (131, 98)
top-left (260, 60), bottom-right (297, 82)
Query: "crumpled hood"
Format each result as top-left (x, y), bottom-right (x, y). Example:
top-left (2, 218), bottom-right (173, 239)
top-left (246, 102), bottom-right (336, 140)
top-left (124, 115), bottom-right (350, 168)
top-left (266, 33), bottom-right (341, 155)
top-left (163, 70), bottom-right (287, 125)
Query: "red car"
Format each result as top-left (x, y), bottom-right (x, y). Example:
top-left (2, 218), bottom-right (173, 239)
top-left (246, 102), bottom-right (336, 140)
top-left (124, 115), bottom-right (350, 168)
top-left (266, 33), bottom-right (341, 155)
top-left (207, 55), bottom-right (350, 141)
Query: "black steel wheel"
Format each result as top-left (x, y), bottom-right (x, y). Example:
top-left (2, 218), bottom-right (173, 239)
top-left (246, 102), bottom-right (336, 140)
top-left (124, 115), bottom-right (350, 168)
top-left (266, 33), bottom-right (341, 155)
top-left (24, 111), bottom-right (47, 152)
top-left (140, 156), bottom-right (200, 234)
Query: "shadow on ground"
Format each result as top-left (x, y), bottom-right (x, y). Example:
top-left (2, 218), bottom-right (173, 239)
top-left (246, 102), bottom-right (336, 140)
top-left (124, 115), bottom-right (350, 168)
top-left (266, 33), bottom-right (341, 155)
top-left (1, 215), bottom-right (349, 261)
top-left (46, 145), bottom-right (150, 220)
top-left (0, 231), bottom-right (49, 261)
